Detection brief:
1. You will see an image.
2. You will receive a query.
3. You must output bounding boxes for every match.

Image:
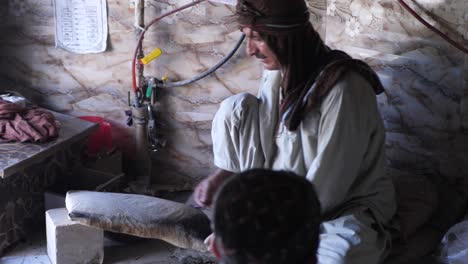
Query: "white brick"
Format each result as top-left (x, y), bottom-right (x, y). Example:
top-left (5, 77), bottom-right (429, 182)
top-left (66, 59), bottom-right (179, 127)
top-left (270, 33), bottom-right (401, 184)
top-left (46, 208), bottom-right (104, 264)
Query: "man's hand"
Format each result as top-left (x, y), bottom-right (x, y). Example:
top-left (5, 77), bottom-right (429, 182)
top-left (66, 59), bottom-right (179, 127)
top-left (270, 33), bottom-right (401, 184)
top-left (194, 169), bottom-right (234, 208)
top-left (194, 176), bottom-right (218, 207)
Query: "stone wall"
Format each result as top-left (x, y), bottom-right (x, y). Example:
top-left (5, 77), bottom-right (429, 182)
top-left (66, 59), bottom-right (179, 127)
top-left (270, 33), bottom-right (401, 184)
top-left (0, 0), bottom-right (466, 187)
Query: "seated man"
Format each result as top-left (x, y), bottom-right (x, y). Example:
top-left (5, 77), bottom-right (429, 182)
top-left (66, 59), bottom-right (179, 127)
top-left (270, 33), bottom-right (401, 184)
top-left (196, 0), bottom-right (396, 262)
top-left (209, 169), bottom-right (321, 264)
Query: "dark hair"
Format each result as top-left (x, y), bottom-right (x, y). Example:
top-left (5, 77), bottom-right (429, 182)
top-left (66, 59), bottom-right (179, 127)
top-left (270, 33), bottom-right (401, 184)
top-left (213, 169), bottom-right (321, 264)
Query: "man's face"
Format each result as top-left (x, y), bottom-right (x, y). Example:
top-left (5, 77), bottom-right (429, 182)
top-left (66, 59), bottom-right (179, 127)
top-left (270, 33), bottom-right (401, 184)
top-left (242, 27), bottom-right (280, 70)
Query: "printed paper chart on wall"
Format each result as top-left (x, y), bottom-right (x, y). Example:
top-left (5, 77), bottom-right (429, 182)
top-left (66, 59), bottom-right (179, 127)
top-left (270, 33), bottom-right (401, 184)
top-left (54, 0), bottom-right (108, 54)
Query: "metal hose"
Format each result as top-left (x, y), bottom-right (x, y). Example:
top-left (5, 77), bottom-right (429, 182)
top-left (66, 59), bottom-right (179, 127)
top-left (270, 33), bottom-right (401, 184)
top-left (160, 33), bottom-right (246, 88)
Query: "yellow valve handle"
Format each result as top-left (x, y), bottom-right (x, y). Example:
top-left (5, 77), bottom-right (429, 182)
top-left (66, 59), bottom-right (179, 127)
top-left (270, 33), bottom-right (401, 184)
top-left (140, 48), bottom-right (162, 65)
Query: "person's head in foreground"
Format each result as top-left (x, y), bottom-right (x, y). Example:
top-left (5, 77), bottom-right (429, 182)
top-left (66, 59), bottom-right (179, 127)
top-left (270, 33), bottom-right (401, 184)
top-left (211, 169), bottom-right (321, 264)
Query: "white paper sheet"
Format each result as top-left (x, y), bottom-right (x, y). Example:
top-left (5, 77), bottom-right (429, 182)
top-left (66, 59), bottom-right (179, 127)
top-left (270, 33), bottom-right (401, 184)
top-left (54, 0), bottom-right (108, 54)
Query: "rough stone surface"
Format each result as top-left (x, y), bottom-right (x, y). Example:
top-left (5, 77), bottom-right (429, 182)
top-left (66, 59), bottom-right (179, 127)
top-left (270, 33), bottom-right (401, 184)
top-left (46, 208), bottom-right (104, 264)
top-left (65, 191), bottom-right (211, 252)
top-left (171, 248), bottom-right (217, 264)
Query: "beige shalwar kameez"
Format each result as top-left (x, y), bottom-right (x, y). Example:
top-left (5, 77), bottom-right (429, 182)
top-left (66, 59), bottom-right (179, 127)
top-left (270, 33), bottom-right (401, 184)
top-left (212, 70), bottom-right (396, 264)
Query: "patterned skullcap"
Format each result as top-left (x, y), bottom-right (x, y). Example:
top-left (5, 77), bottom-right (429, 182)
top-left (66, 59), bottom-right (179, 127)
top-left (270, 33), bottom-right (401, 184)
top-left (236, 0), bottom-right (310, 34)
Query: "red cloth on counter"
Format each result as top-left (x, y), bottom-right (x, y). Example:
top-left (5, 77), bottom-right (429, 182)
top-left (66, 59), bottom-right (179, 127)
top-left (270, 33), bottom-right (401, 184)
top-left (0, 99), bottom-right (60, 143)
